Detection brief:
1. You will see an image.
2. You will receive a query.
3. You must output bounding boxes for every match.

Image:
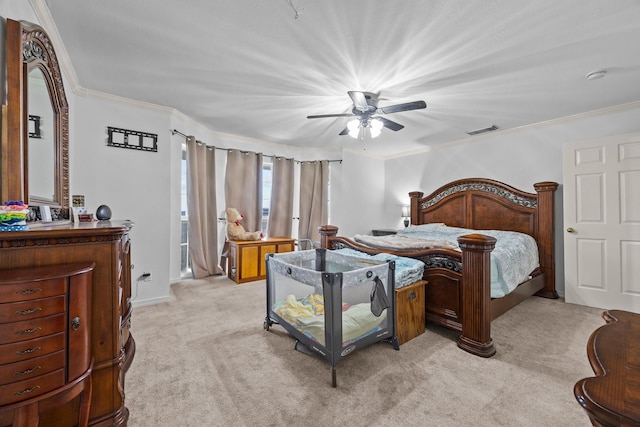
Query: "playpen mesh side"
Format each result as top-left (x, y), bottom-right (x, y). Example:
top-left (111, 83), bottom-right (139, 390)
top-left (266, 250), bottom-right (395, 348)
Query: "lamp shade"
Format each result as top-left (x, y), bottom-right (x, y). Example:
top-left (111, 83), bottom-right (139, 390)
top-left (401, 205), bottom-right (410, 218)
top-left (370, 118), bottom-right (383, 138)
top-left (347, 119), bottom-right (361, 138)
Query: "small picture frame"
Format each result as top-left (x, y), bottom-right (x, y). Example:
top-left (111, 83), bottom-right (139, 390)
top-left (72, 195), bottom-right (85, 208)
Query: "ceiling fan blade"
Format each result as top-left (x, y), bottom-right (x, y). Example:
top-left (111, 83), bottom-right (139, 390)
top-left (380, 100), bottom-right (426, 114)
top-left (307, 113), bottom-right (354, 119)
top-left (348, 91), bottom-right (369, 113)
top-left (378, 116), bottom-right (404, 131)
top-left (338, 127), bottom-right (349, 136)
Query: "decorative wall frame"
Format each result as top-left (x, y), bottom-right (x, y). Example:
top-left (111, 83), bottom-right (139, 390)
top-left (28, 115), bottom-right (42, 138)
top-left (107, 126), bottom-right (157, 152)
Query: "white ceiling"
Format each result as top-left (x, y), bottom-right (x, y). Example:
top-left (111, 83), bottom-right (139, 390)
top-left (43, 0), bottom-right (640, 157)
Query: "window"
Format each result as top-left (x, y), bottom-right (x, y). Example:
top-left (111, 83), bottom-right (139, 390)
top-left (262, 162), bottom-right (272, 234)
top-left (180, 145), bottom-right (190, 275)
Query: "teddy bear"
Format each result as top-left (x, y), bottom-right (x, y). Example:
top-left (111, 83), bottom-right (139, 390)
top-left (225, 207), bottom-right (264, 241)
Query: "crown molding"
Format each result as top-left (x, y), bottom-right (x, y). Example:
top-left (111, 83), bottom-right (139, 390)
top-left (29, 0), bottom-right (80, 92)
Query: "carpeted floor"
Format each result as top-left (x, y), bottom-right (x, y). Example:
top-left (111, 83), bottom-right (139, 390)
top-left (126, 275), bottom-right (603, 426)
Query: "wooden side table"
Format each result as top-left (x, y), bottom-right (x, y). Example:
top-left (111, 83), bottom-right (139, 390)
top-left (228, 238), bottom-right (295, 283)
top-left (574, 310), bottom-right (640, 427)
top-left (395, 280), bottom-right (427, 345)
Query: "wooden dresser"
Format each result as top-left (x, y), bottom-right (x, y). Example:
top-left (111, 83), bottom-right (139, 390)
top-left (0, 262), bottom-right (94, 426)
top-left (228, 238), bottom-right (295, 284)
top-left (0, 221), bottom-right (135, 426)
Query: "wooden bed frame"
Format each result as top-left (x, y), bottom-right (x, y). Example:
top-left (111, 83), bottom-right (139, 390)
top-left (318, 178), bottom-right (559, 357)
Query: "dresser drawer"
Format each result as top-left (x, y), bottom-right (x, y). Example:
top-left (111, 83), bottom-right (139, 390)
top-left (0, 314), bottom-right (66, 345)
top-left (0, 278), bottom-right (66, 303)
top-left (0, 295), bottom-right (66, 323)
top-left (0, 350), bottom-right (65, 386)
top-left (0, 332), bottom-right (65, 365)
top-left (0, 368), bottom-right (65, 406)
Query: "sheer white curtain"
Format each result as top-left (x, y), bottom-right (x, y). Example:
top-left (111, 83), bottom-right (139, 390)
top-left (267, 157), bottom-right (294, 238)
top-left (298, 160), bottom-right (329, 244)
top-left (186, 136), bottom-right (223, 279)
top-left (224, 150), bottom-right (263, 233)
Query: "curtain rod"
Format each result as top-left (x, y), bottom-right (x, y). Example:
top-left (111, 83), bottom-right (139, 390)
top-left (171, 129), bottom-right (342, 164)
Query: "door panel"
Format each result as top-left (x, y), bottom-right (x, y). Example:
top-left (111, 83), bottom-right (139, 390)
top-left (563, 132), bottom-right (640, 312)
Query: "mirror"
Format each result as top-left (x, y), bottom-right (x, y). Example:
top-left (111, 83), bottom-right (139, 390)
top-left (28, 67), bottom-right (56, 202)
top-left (2, 19), bottom-right (69, 217)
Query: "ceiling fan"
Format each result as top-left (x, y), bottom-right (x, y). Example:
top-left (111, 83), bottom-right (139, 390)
top-left (306, 91), bottom-right (427, 138)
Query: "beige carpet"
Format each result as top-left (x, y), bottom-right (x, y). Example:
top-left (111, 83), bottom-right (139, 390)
top-left (126, 275), bottom-right (603, 427)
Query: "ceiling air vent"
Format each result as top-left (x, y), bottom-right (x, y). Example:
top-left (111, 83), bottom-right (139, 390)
top-left (466, 125), bottom-right (498, 136)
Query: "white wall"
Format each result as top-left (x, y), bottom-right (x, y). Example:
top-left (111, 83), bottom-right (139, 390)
top-left (70, 94), bottom-right (174, 305)
top-left (330, 149), bottom-right (387, 236)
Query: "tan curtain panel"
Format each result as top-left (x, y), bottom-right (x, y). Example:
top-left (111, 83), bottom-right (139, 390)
top-left (186, 136), bottom-right (223, 279)
top-left (267, 157), bottom-right (294, 238)
top-left (224, 150), bottom-right (263, 234)
top-left (298, 160), bottom-right (329, 244)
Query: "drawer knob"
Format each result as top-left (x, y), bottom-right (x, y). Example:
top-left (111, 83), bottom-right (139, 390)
top-left (72, 317), bottom-right (81, 331)
top-left (409, 292), bottom-right (416, 299)
top-left (13, 386), bottom-right (40, 396)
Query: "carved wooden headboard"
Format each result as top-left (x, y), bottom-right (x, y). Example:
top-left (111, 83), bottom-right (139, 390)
top-left (409, 178), bottom-right (559, 295)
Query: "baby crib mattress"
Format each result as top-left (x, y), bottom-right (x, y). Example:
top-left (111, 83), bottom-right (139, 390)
top-left (274, 293), bottom-right (387, 345)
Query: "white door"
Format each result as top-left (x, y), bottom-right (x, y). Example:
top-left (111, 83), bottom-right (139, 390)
top-left (563, 132), bottom-right (640, 312)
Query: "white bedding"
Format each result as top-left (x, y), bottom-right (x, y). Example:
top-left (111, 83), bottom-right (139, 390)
top-left (354, 234), bottom-right (458, 251)
top-left (355, 223), bottom-right (540, 298)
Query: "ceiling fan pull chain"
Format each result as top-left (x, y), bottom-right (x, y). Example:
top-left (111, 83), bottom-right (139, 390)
top-left (286, 0), bottom-right (300, 19)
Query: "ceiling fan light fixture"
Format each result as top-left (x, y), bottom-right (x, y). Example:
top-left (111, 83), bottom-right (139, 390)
top-left (347, 119), bottom-right (361, 138)
top-left (370, 118), bottom-right (383, 138)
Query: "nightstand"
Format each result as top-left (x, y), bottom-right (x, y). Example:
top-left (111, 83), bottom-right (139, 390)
top-left (371, 229), bottom-right (398, 236)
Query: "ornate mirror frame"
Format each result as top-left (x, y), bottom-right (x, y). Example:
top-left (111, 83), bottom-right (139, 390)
top-left (3, 19), bottom-right (69, 216)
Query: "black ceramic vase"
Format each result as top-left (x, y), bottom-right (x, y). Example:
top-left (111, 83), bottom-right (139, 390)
top-left (96, 205), bottom-right (112, 220)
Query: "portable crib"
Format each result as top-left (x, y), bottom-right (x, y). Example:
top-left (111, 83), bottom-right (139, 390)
top-left (264, 248), bottom-right (398, 387)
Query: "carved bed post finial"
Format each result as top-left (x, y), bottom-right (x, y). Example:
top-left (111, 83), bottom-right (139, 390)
top-left (457, 233), bottom-right (497, 358)
top-left (409, 192), bottom-right (423, 227)
top-left (318, 225), bottom-right (338, 249)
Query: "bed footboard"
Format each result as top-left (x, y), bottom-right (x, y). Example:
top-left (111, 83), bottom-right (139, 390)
top-left (318, 225), bottom-right (498, 358)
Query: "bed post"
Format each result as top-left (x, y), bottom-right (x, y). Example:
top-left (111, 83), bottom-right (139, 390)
top-left (409, 192), bottom-right (423, 226)
top-left (533, 182), bottom-right (559, 299)
top-left (318, 225), bottom-right (338, 249)
top-left (457, 234), bottom-right (497, 358)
